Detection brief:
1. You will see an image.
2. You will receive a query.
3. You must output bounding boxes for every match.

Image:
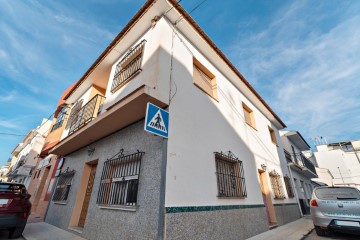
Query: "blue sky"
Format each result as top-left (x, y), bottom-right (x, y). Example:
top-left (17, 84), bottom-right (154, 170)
top-left (0, 0), bottom-right (359, 166)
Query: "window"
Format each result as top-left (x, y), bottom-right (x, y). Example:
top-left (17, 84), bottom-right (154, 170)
top-left (268, 126), bottom-right (277, 144)
top-left (193, 58), bottom-right (218, 101)
top-left (284, 176), bottom-right (294, 198)
top-left (111, 40), bottom-right (146, 93)
top-left (65, 100), bottom-right (83, 130)
top-left (97, 150), bottom-right (145, 207)
top-left (52, 170), bottom-right (75, 202)
top-left (242, 102), bottom-right (256, 129)
top-left (269, 171), bottom-right (285, 199)
top-left (214, 151), bottom-right (247, 198)
top-left (51, 106), bottom-right (68, 132)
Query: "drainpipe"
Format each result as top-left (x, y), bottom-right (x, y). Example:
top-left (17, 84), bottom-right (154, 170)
top-left (287, 163), bottom-right (303, 217)
top-left (157, 138), bottom-right (168, 240)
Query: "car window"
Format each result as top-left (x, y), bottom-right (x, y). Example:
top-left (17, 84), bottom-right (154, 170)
top-left (315, 187), bottom-right (360, 200)
top-left (0, 184), bottom-right (26, 193)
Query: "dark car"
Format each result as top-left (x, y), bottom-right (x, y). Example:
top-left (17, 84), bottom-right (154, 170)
top-left (0, 182), bottom-right (31, 238)
top-left (310, 186), bottom-right (360, 236)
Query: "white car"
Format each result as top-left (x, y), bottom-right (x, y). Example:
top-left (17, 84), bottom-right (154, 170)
top-left (310, 186), bottom-right (360, 236)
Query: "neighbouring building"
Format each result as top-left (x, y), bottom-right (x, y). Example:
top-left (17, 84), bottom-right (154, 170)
top-left (0, 159), bottom-right (11, 182)
top-left (314, 140), bottom-right (360, 189)
top-left (26, 82), bottom-right (79, 219)
top-left (7, 119), bottom-right (51, 187)
top-left (45, 1), bottom-right (300, 239)
top-left (280, 131), bottom-right (318, 215)
top-left (312, 167), bottom-right (334, 186)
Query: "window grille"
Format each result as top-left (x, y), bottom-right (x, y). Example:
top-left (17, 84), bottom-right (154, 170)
top-left (269, 170), bottom-right (286, 199)
top-left (52, 170), bottom-right (75, 202)
top-left (214, 151), bottom-right (247, 198)
top-left (97, 149), bottom-right (145, 207)
top-left (111, 40), bottom-right (146, 93)
top-left (65, 100), bottom-right (83, 130)
top-left (284, 176), bottom-right (294, 198)
top-left (51, 106), bottom-right (68, 132)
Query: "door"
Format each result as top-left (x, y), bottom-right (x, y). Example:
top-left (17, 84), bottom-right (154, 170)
top-left (258, 170), bottom-right (277, 225)
top-left (78, 164), bottom-right (97, 227)
top-left (33, 166), bottom-right (50, 212)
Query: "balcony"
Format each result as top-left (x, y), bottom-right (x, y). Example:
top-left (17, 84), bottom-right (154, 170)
top-left (68, 94), bottom-right (105, 135)
top-left (284, 150), bottom-right (317, 178)
top-left (50, 85), bottom-right (167, 156)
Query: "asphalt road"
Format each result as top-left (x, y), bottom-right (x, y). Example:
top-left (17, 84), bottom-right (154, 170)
top-left (0, 229), bottom-right (24, 240)
top-left (305, 229), bottom-right (360, 240)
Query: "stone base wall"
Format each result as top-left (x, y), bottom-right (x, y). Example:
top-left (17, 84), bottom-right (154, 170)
top-left (45, 121), bottom-right (164, 240)
top-left (274, 203), bottom-right (301, 226)
top-left (165, 206), bottom-right (269, 240)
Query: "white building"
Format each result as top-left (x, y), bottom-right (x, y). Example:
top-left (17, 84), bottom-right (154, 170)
top-left (7, 119), bottom-right (51, 187)
top-left (280, 131), bottom-right (318, 215)
top-left (45, 1), bottom-right (300, 239)
top-left (314, 140), bottom-right (360, 189)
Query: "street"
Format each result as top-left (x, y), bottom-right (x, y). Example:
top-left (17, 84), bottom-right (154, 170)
top-left (304, 229), bottom-right (360, 240)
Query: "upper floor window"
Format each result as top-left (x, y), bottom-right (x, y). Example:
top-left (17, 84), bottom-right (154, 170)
top-left (111, 40), bottom-right (146, 93)
top-left (51, 106), bottom-right (68, 132)
top-left (214, 151), bottom-right (247, 198)
top-left (65, 100), bottom-right (83, 131)
top-left (242, 102), bottom-right (256, 129)
top-left (268, 126), bottom-right (277, 145)
top-left (193, 58), bottom-right (218, 101)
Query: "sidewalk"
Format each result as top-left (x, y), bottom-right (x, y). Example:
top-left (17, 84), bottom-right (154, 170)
top-left (247, 216), bottom-right (314, 240)
top-left (23, 222), bottom-right (86, 240)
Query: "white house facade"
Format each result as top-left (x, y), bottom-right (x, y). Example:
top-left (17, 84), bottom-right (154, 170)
top-left (45, 1), bottom-right (300, 239)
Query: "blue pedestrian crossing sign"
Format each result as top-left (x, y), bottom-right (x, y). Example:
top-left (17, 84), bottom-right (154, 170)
top-left (144, 103), bottom-right (169, 138)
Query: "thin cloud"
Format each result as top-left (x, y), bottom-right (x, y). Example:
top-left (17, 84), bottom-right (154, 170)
top-left (228, 0), bottom-right (360, 143)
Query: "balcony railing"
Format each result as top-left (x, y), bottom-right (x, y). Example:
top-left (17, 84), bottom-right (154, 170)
top-left (69, 94), bottom-right (105, 135)
top-left (284, 150), bottom-right (316, 174)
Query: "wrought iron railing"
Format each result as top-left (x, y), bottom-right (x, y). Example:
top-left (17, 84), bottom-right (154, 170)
top-left (111, 40), bottom-right (146, 93)
top-left (97, 149), bottom-right (145, 207)
top-left (286, 151), bottom-right (316, 174)
top-left (269, 170), bottom-right (286, 199)
top-left (214, 151), bottom-right (247, 198)
top-left (68, 94), bottom-right (105, 135)
top-left (52, 169), bottom-right (75, 202)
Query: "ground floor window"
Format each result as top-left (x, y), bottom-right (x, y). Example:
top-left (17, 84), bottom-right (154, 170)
top-left (269, 170), bottom-right (286, 199)
top-left (97, 149), bottom-right (145, 207)
top-left (52, 169), bottom-right (75, 202)
top-left (214, 151), bottom-right (247, 198)
top-left (284, 176), bottom-right (294, 198)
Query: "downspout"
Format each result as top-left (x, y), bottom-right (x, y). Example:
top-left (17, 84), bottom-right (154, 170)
top-left (287, 163), bottom-right (303, 217)
top-left (157, 138), bottom-right (168, 240)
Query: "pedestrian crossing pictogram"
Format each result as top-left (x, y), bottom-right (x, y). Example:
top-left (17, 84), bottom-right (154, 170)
top-left (144, 103), bottom-right (169, 138)
top-left (147, 110), bottom-right (167, 133)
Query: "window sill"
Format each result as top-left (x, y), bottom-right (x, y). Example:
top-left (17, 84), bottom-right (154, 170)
top-left (217, 196), bottom-right (246, 199)
top-left (53, 201), bottom-right (67, 205)
top-left (98, 205), bottom-right (137, 212)
top-left (245, 122), bottom-right (257, 131)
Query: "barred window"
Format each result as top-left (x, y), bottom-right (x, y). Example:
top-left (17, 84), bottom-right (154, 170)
top-left (284, 176), bottom-right (294, 198)
top-left (97, 150), bottom-right (145, 207)
top-left (65, 100), bottom-right (83, 130)
top-left (269, 171), bottom-right (286, 199)
top-left (51, 106), bottom-right (68, 132)
top-left (215, 151), bottom-right (247, 198)
top-left (52, 170), bottom-right (75, 202)
top-left (111, 40), bottom-right (146, 93)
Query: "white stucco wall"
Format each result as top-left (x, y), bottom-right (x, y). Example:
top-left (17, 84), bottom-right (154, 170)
top-left (156, 18), bottom-right (294, 207)
top-left (315, 144), bottom-right (360, 189)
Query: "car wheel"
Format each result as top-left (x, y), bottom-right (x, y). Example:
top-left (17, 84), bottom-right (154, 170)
top-left (8, 226), bottom-right (25, 239)
top-left (314, 226), bottom-right (328, 236)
